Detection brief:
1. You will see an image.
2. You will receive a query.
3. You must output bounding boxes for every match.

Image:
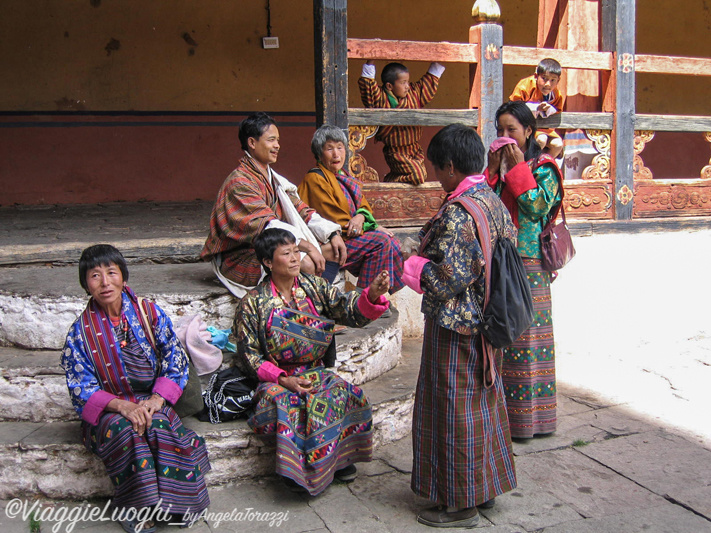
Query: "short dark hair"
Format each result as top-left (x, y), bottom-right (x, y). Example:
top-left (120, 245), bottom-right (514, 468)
top-left (381, 62), bottom-right (409, 86)
top-left (78, 244), bottom-right (129, 293)
top-left (495, 101), bottom-right (542, 161)
top-left (427, 124), bottom-right (485, 175)
top-left (253, 228), bottom-right (297, 272)
top-left (536, 58), bottom-right (562, 77)
top-left (311, 124), bottom-right (348, 161)
top-left (238, 112), bottom-right (277, 151)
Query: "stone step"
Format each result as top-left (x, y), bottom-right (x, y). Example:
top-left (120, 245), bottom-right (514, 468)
top-left (0, 262), bottom-right (233, 350)
top-left (0, 339), bottom-right (421, 500)
top-left (0, 202), bottom-right (213, 266)
top-left (0, 307), bottom-right (401, 422)
top-left (0, 202), bottom-right (424, 267)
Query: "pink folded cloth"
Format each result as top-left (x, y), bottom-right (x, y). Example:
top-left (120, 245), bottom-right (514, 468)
top-left (489, 136), bottom-right (518, 152)
top-left (175, 314), bottom-right (223, 376)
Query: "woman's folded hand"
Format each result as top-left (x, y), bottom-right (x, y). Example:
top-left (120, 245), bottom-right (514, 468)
top-left (277, 374), bottom-right (313, 395)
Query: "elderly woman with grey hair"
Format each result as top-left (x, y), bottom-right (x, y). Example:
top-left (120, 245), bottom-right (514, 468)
top-left (298, 124), bottom-right (404, 294)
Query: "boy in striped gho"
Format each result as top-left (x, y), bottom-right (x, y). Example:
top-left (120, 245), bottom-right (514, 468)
top-left (358, 60), bottom-right (445, 185)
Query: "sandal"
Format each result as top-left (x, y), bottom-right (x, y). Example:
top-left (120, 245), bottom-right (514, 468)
top-left (119, 518), bottom-right (156, 533)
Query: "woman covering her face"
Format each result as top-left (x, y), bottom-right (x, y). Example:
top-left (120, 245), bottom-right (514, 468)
top-left (486, 100), bottom-right (564, 440)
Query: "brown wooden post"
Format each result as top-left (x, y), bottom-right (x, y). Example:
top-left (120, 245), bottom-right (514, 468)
top-left (539, 0), bottom-right (600, 113)
top-left (603, 0), bottom-right (636, 220)
top-left (469, 2), bottom-right (503, 151)
top-left (314, 0), bottom-right (348, 129)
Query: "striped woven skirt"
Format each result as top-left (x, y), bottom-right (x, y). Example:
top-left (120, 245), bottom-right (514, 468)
top-left (502, 258), bottom-right (557, 438)
top-left (344, 229), bottom-right (405, 293)
top-left (248, 367), bottom-right (373, 496)
top-left (411, 319), bottom-right (517, 508)
top-left (382, 143), bottom-right (427, 185)
top-left (83, 404), bottom-right (211, 513)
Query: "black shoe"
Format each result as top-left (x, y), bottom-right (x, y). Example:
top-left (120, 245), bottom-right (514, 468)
top-left (334, 464), bottom-right (358, 482)
top-left (478, 498), bottom-right (496, 509)
top-left (282, 476), bottom-right (307, 493)
top-left (417, 505), bottom-right (479, 528)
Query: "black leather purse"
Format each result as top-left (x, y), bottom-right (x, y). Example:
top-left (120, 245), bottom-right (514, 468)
top-left (455, 197), bottom-right (535, 350)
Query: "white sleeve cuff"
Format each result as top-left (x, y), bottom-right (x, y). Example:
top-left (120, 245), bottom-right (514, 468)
top-left (307, 213), bottom-right (342, 244)
top-left (361, 63), bottom-right (376, 79)
top-left (428, 62), bottom-right (446, 78)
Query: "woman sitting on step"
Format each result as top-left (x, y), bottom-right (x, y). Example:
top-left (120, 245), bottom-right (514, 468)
top-left (234, 228), bottom-right (390, 495)
top-left (61, 244), bottom-right (211, 533)
top-left (298, 124), bottom-right (405, 298)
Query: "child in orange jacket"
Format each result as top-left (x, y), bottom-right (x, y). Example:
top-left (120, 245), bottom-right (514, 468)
top-left (510, 58), bottom-right (565, 159)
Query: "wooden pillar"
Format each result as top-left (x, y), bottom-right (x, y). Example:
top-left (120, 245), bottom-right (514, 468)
top-left (603, 0), bottom-right (636, 220)
top-left (538, 0), bottom-right (600, 112)
top-left (469, 23), bottom-right (503, 151)
top-left (314, 0), bottom-right (348, 129)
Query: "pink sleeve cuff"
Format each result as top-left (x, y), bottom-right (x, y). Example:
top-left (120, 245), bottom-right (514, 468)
top-left (403, 256), bottom-right (429, 294)
top-left (504, 161), bottom-right (538, 197)
top-left (257, 361), bottom-right (286, 383)
top-left (81, 389), bottom-right (118, 426)
top-left (357, 288), bottom-right (390, 320)
top-left (153, 376), bottom-right (183, 406)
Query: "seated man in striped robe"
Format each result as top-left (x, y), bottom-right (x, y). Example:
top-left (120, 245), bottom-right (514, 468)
top-left (201, 112), bottom-right (347, 297)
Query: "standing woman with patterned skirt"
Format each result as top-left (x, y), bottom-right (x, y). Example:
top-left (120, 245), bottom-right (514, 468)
top-left (403, 124), bottom-right (517, 528)
top-left (486, 101), bottom-right (563, 439)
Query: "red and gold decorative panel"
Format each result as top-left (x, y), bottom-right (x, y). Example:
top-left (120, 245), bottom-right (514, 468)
top-left (562, 181), bottom-right (614, 219)
top-left (362, 182), bottom-right (446, 226)
top-left (634, 181), bottom-right (711, 218)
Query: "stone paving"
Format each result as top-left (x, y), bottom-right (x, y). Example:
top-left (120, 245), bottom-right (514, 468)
top-left (1, 375), bottom-right (709, 532)
top-left (0, 204), bottom-right (709, 532)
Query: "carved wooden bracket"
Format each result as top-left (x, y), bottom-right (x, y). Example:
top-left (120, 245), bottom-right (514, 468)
top-left (633, 130), bottom-right (655, 180)
top-left (701, 132), bottom-right (711, 180)
top-left (581, 130), bottom-right (611, 180)
top-left (348, 125), bottom-right (380, 182)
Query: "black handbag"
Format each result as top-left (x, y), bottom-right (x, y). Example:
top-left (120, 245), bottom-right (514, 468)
top-left (455, 197), bottom-right (535, 350)
top-left (198, 367), bottom-right (257, 424)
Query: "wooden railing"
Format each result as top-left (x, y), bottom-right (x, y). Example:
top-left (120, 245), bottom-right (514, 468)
top-left (338, 1), bottom-right (711, 222)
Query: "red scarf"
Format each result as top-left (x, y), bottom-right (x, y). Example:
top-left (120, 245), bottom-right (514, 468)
top-left (78, 286), bottom-right (157, 401)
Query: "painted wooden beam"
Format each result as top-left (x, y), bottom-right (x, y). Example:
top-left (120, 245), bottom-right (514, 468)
top-left (537, 112), bottom-right (614, 130)
top-left (537, 0), bottom-right (561, 49)
top-left (314, 0), bottom-right (348, 129)
top-left (348, 108), bottom-right (478, 126)
top-left (347, 38), bottom-right (479, 63)
top-left (470, 24), bottom-right (503, 150)
top-left (635, 54), bottom-right (711, 76)
top-left (635, 114), bottom-right (711, 132)
top-left (501, 46), bottom-right (613, 71)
